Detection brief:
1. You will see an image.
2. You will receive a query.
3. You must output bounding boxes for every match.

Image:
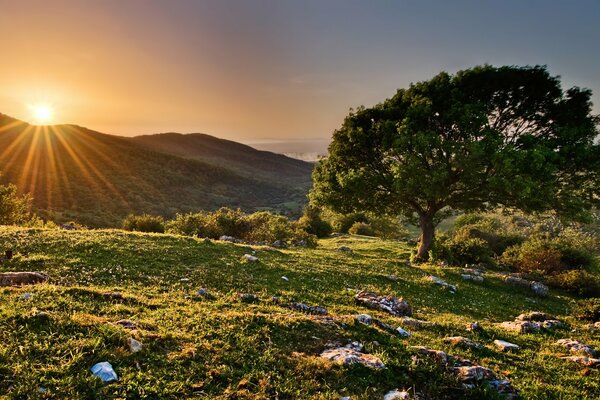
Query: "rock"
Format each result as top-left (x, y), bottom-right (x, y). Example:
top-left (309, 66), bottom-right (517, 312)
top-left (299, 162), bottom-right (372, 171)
top-left (355, 314), bottom-right (374, 325)
top-left (196, 288), bottom-right (210, 297)
top-left (336, 246), bottom-right (353, 253)
top-left (127, 338), bottom-right (143, 353)
top-left (454, 365), bottom-right (495, 382)
top-left (443, 336), bottom-right (482, 349)
top-left (242, 254), bottom-right (258, 262)
top-left (516, 312), bottom-right (552, 322)
top-left (555, 339), bottom-right (595, 356)
top-left (102, 292), bottom-right (125, 301)
top-left (19, 293), bottom-right (34, 300)
top-left (409, 346), bottom-right (449, 365)
top-left (494, 340), bottom-right (520, 352)
top-left (541, 319), bottom-right (563, 329)
top-left (488, 379), bottom-right (519, 399)
top-left (0, 271), bottom-right (49, 286)
top-left (115, 319), bottom-right (138, 330)
top-left (561, 356), bottom-right (600, 368)
top-left (504, 275), bottom-right (531, 288)
top-left (281, 276), bottom-right (289, 282)
top-left (396, 327), bottom-right (411, 337)
top-left (288, 302), bottom-right (327, 315)
top-left (499, 320), bottom-right (541, 333)
top-left (294, 240), bottom-right (308, 247)
top-left (461, 274), bottom-right (484, 283)
top-left (530, 281), bottom-right (549, 297)
top-left (90, 361), bottom-right (118, 382)
top-left (320, 343), bottom-right (385, 369)
top-left (60, 223), bottom-right (77, 230)
top-left (238, 293), bottom-right (259, 303)
top-left (428, 276), bottom-right (457, 292)
top-left (354, 291), bottom-right (412, 317)
top-left (463, 268), bottom-right (484, 276)
top-left (219, 235), bottom-right (239, 243)
top-left (400, 317), bottom-right (432, 328)
top-left (271, 240), bottom-right (286, 248)
top-left (466, 321), bottom-right (481, 332)
top-left (386, 274), bottom-right (398, 281)
top-left (383, 389), bottom-right (410, 400)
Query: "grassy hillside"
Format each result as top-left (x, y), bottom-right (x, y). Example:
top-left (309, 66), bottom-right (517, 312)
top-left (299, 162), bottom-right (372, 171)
top-left (0, 114), bottom-right (312, 226)
top-left (130, 133), bottom-right (314, 185)
top-left (0, 227), bottom-right (598, 399)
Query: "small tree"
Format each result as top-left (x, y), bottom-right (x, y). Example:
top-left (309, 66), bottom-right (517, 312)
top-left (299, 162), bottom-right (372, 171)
top-left (311, 65), bottom-right (599, 260)
top-left (0, 180), bottom-right (34, 225)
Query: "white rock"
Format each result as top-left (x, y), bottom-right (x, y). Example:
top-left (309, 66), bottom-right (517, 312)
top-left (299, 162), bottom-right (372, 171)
top-left (281, 276), bottom-right (289, 282)
top-left (383, 389), bottom-right (410, 400)
top-left (19, 293), bottom-right (33, 300)
top-left (242, 254), bottom-right (258, 262)
top-left (90, 361), bottom-right (118, 382)
top-left (128, 338), bottom-right (143, 353)
top-left (396, 327), bottom-right (411, 337)
top-left (356, 314), bottom-right (374, 325)
top-left (494, 339), bottom-right (520, 352)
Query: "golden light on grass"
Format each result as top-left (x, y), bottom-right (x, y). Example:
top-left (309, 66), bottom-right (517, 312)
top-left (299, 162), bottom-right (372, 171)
top-left (29, 104), bottom-right (54, 125)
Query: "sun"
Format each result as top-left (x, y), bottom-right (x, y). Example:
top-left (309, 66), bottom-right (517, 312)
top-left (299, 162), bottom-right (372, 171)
top-left (30, 104), bottom-right (54, 124)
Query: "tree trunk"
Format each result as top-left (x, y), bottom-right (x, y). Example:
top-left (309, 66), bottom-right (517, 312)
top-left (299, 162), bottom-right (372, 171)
top-left (416, 214), bottom-right (435, 261)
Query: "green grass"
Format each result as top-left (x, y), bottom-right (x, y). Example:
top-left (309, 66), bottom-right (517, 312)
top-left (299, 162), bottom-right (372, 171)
top-left (0, 227), bottom-right (598, 399)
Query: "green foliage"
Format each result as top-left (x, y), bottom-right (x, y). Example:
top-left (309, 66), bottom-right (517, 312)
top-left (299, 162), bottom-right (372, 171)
top-left (547, 270), bottom-right (600, 297)
top-left (436, 235), bottom-right (494, 265)
top-left (348, 222), bottom-right (375, 236)
top-left (311, 65), bottom-right (600, 260)
top-left (572, 298), bottom-right (600, 321)
top-left (296, 206), bottom-right (332, 238)
top-left (121, 214), bottom-right (165, 233)
top-left (329, 212), bottom-right (369, 233)
top-left (0, 180), bottom-right (35, 225)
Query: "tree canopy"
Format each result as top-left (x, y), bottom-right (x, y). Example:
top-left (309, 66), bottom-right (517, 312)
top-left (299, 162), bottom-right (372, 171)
top-left (0, 179), bottom-right (34, 225)
top-left (311, 65), bottom-right (600, 260)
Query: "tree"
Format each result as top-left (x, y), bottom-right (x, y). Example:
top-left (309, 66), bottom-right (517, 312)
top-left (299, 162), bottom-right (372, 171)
top-left (0, 180), bottom-right (34, 225)
top-left (311, 65), bottom-right (599, 260)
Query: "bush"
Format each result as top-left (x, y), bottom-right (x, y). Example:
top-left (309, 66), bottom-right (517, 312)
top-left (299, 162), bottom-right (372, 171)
top-left (245, 212), bottom-right (292, 243)
top-left (368, 216), bottom-right (409, 239)
top-left (0, 180), bottom-right (36, 225)
top-left (297, 206), bottom-right (332, 238)
top-left (122, 214), bottom-right (165, 233)
top-left (166, 212), bottom-right (219, 237)
top-left (500, 239), bottom-right (564, 274)
top-left (331, 213), bottom-right (368, 233)
top-left (348, 222), bottom-right (376, 236)
top-left (547, 270), bottom-right (600, 298)
top-left (571, 298), bottom-right (600, 321)
top-left (444, 237), bottom-right (494, 265)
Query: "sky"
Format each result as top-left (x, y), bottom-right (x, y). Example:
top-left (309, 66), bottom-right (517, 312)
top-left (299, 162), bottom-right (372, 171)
top-left (0, 0), bottom-right (599, 153)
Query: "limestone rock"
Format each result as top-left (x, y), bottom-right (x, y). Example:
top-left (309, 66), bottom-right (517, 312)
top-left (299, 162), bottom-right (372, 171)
top-left (320, 343), bottom-right (385, 369)
top-left (242, 254), bottom-right (258, 262)
top-left (401, 317), bottom-right (432, 328)
top-left (454, 365), bottom-right (495, 382)
top-left (494, 340), bottom-right (520, 352)
top-left (90, 361), bottom-right (118, 382)
top-left (0, 271), bottom-right (49, 286)
top-left (443, 336), bottom-right (482, 349)
top-left (561, 356), bottom-right (600, 368)
top-left (383, 389), bottom-right (410, 400)
top-left (428, 275), bottom-right (457, 292)
top-left (499, 320), bottom-right (540, 333)
top-left (530, 281), bottom-right (549, 297)
top-left (354, 291), bottom-right (412, 317)
top-left (288, 302), bottom-right (327, 315)
top-left (409, 346), bottom-right (449, 365)
top-left (555, 339), bottom-right (595, 356)
top-left (127, 338), bottom-right (143, 353)
top-left (237, 293), bottom-right (259, 303)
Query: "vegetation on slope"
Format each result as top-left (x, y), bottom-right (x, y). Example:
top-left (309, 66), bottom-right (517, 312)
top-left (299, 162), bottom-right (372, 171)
top-left (0, 114), bottom-right (312, 227)
top-left (0, 227), bottom-right (598, 399)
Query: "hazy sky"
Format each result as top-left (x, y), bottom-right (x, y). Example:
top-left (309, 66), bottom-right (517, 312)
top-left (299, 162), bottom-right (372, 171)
top-left (1, 0), bottom-right (599, 152)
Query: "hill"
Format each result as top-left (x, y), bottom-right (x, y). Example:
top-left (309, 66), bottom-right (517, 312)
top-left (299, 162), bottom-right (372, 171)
top-left (130, 132), bottom-right (314, 185)
top-left (0, 227), bottom-right (598, 399)
top-left (0, 114), bottom-right (313, 226)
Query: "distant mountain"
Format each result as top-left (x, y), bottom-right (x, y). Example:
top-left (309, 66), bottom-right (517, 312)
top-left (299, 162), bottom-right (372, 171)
top-left (0, 114), bottom-right (313, 227)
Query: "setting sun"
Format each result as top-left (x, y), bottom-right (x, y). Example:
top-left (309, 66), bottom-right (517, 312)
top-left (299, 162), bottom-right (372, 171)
top-left (30, 104), bottom-right (54, 124)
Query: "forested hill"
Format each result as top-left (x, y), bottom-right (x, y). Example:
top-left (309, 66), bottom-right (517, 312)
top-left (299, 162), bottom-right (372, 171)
top-left (0, 114), bottom-right (313, 226)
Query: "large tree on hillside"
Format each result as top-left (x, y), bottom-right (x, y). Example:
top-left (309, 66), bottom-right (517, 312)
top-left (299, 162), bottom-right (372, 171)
top-left (0, 179), bottom-right (33, 225)
top-left (311, 65), bottom-right (600, 260)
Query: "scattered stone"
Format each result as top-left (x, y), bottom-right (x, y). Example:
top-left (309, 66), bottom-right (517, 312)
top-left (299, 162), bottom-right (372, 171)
top-left (90, 361), bottom-right (118, 382)
top-left (242, 254), bottom-right (258, 262)
top-left (530, 281), bottom-right (549, 297)
top-left (219, 235), bottom-right (240, 243)
top-left (0, 271), bottom-right (49, 286)
top-left (195, 288), bottom-right (210, 297)
top-left (454, 365), bottom-right (495, 382)
top-left (271, 296), bottom-right (281, 304)
top-left (383, 389), bottom-right (410, 400)
top-left (410, 346), bottom-right (449, 365)
top-left (386, 274), bottom-right (398, 281)
top-left (19, 293), bottom-right (34, 300)
top-left (320, 342), bottom-right (385, 369)
top-left (494, 340), bottom-right (520, 352)
top-left (428, 276), bottom-right (457, 293)
top-left (541, 320), bottom-right (563, 329)
top-left (504, 275), bottom-right (549, 297)
top-left (271, 240), bottom-right (286, 248)
top-left (396, 327), bottom-right (411, 338)
top-left (488, 379), bottom-right (519, 399)
top-left (555, 339), bottom-right (595, 356)
top-left (294, 240), bottom-right (308, 247)
top-left (561, 356), bottom-right (600, 368)
top-left (356, 314), bottom-right (374, 325)
top-left (102, 292), bottom-right (125, 301)
top-left (504, 275), bottom-right (531, 288)
top-left (461, 274), bottom-right (484, 283)
top-left (463, 268), bottom-right (484, 276)
top-left (516, 312), bottom-right (552, 322)
top-left (499, 312), bottom-right (562, 334)
top-left (127, 338), bottom-right (143, 353)
top-left (354, 291), bottom-right (412, 317)
top-left (400, 317), bottom-right (432, 328)
top-left (60, 223), bottom-right (77, 230)
top-left (443, 336), bottom-right (482, 349)
top-left (237, 293), bottom-right (259, 303)
top-left (466, 322), bottom-right (481, 332)
top-left (336, 246), bottom-right (353, 253)
top-left (281, 276), bottom-right (289, 282)
top-left (288, 302), bottom-right (327, 315)
top-left (499, 320), bottom-right (541, 334)
top-left (115, 320), bottom-right (138, 330)
top-left (179, 278), bottom-right (190, 282)
top-left (35, 311), bottom-right (50, 319)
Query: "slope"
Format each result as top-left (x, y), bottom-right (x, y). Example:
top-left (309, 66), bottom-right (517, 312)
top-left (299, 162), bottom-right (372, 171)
top-left (0, 114), bottom-right (310, 226)
top-left (130, 132), bottom-right (314, 185)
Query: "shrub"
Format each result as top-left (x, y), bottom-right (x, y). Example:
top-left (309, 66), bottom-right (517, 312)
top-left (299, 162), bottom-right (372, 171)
top-left (166, 212), bottom-right (219, 237)
top-left (122, 214), bottom-right (165, 233)
top-left (297, 206), bottom-right (332, 238)
top-left (332, 213), bottom-right (368, 233)
top-left (0, 180), bottom-right (36, 225)
top-left (445, 237), bottom-right (493, 265)
top-left (368, 216), bottom-right (409, 239)
top-left (547, 270), bottom-right (600, 298)
top-left (245, 212), bottom-right (292, 243)
top-left (500, 239), bottom-right (564, 274)
top-left (348, 222), bottom-right (376, 236)
top-left (209, 208), bottom-right (249, 238)
top-left (571, 298), bottom-right (600, 321)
